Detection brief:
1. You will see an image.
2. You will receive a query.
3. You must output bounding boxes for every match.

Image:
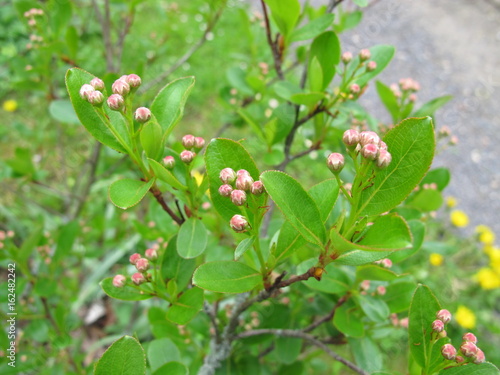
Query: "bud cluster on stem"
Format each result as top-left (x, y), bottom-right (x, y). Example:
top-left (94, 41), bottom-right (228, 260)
top-left (218, 168), bottom-right (265, 208)
top-left (112, 247), bottom-right (161, 288)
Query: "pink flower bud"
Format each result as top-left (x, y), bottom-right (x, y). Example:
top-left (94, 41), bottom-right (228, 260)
top-left (379, 141), bottom-right (388, 151)
top-left (112, 274), bottom-right (127, 288)
top-left (360, 131), bottom-right (380, 146)
top-left (127, 74), bottom-right (141, 88)
top-left (163, 155), bottom-right (175, 169)
top-left (366, 61), bottom-right (377, 71)
top-left (462, 332), bottom-right (477, 344)
top-left (219, 184), bottom-right (233, 197)
top-left (90, 77), bottom-right (105, 91)
top-left (436, 309), bottom-right (452, 324)
top-left (327, 153), bottom-right (344, 173)
top-left (376, 150), bottom-right (392, 169)
top-left (460, 341), bottom-right (478, 358)
top-left (441, 344), bottom-right (457, 360)
top-left (432, 319), bottom-right (445, 333)
top-left (473, 349), bottom-right (486, 364)
top-left (237, 169), bottom-right (250, 178)
top-left (409, 94), bottom-right (417, 102)
top-left (220, 168), bottom-right (237, 184)
top-left (342, 51), bottom-right (352, 64)
top-left (132, 272), bottom-right (146, 285)
top-left (343, 129), bottom-right (360, 147)
top-left (129, 253), bottom-right (142, 265)
top-left (230, 189), bottom-right (247, 206)
top-left (361, 143), bottom-right (379, 160)
top-left (235, 174), bottom-right (254, 191)
top-left (350, 84), bottom-right (360, 94)
top-left (135, 258), bottom-right (150, 273)
top-left (251, 180), bottom-right (264, 195)
top-left (87, 90), bottom-right (104, 106)
top-left (359, 49), bottom-right (371, 61)
top-left (399, 317), bottom-right (409, 328)
top-left (134, 107), bottom-right (151, 123)
top-left (107, 94), bottom-right (124, 111)
top-left (180, 150), bottom-right (196, 164)
top-left (79, 84), bottom-right (95, 100)
top-left (145, 248), bottom-right (158, 261)
top-left (194, 137), bottom-right (205, 149)
top-left (182, 134), bottom-right (196, 149)
top-left (112, 79), bottom-right (130, 96)
top-left (230, 215), bottom-right (249, 232)
top-left (360, 280), bottom-right (370, 291)
top-left (376, 285), bottom-right (386, 295)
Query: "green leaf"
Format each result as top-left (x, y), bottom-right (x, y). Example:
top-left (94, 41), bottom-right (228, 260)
top-left (160, 238), bottom-right (197, 291)
top-left (302, 262), bottom-right (351, 294)
top-left (376, 81), bottom-right (399, 122)
top-left (351, 45), bottom-right (396, 87)
top-left (166, 287), bottom-right (204, 325)
top-left (176, 218), bottom-right (208, 259)
top-left (273, 81), bottom-right (302, 101)
top-left (153, 362), bottom-right (188, 375)
top-left (413, 95), bottom-right (453, 117)
top-left (420, 168), bottom-right (451, 191)
top-left (108, 178), bottom-right (155, 210)
top-left (100, 278), bottom-right (153, 301)
top-left (53, 221), bottom-right (79, 264)
top-left (237, 108), bottom-right (267, 144)
top-left (383, 281), bottom-right (416, 313)
top-left (438, 363), bottom-right (500, 375)
top-left (65, 68), bottom-right (129, 153)
top-left (356, 265), bottom-right (398, 282)
top-left (334, 11), bottom-right (362, 33)
top-left (333, 302), bottom-right (364, 337)
top-left (6, 147), bottom-right (35, 176)
top-left (357, 294), bottom-right (390, 323)
top-left (151, 76), bottom-right (195, 141)
top-left (406, 189), bottom-right (443, 212)
top-left (261, 171), bottom-right (326, 246)
top-left (148, 158), bottom-right (187, 190)
top-left (235, 237), bottom-right (255, 260)
top-left (147, 338), bottom-right (180, 372)
top-left (48, 99), bottom-right (79, 124)
top-left (358, 117), bottom-right (435, 216)
top-left (273, 222), bottom-right (306, 264)
top-left (310, 31), bottom-right (341, 90)
top-left (408, 285), bottom-right (444, 371)
top-left (276, 336), bottom-right (302, 364)
top-left (289, 92), bottom-right (326, 106)
top-left (353, 0), bottom-right (368, 5)
top-left (289, 13), bottom-right (335, 42)
top-left (94, 336), bottom-right (146, 375)
top-left (193, 261), bottom-right (262, 293)
top-left (389, 220), bottom-right (425, 263)
top-left (140, 117), bottom-right (163, 160)
top-left (264, 0), bottom-right (301, 39)
top-left (308, 56), bottom-right (324, 93)
top-left (348, 336), bottom-right (382, 373)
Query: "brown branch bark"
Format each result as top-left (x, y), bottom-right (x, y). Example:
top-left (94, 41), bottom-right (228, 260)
top-left (150, 187), bottom-right (184, 225)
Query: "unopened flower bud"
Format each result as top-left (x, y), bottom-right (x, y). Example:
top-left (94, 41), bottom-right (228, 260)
top-left (220, 168), bottom-right (237, 184)
top-left (107, 94), bottom-right (124, 111)
top-left (182, 134), bottom-right (196, 149)
top-left (135, 258), bottom-right (150, 273)
top-left (473, 349), bottom-right (486, 364)
top-left (366, 61), bottom-right (377, 71)
top-left (180, 150), bottom-right (196, 164)
top-left (350, 84), bottom-right (360, 94)
top-left (194, 136), bottom-right (205, 149)
top-left (230, 189), bottom-right (247, 206)
top-left (432, 319), bottom-right (445, 333)
top-left (219, 184), bottom-right (233, 197)
top-left (399, 317), bottom-right (409, 328)
top-left (112, 274), bottom-right (127, 288)
top-left (134, 107), bottom-right (151, 123)
top-left (379, 141), bottom-right (388, 151)
top-left (87, 90), bottom-right (104, 106)
top-left (342, 51), bottom-right (352, 64)
top-left (237, 169), bottom-right (250, 178)
top-left (129, 253), bottom-right (142, 265)
top-left (235, 174), bottom-right (254, 191)
top-left (436, 309), bottom-right (452, 324)
top-left (359, 49), bottom-right (371, 61)
top-left (251, 181), bottom-right (264, 195)
top-left (127, 74), bottom-right (141, 88)
top-left (145, 248), bottom-right (158, 261)
top-left (438, 330), bottom-right (447, 339)
top-left (376, 150), bottom-right (392, 169)
top-left (112, 79), bottom-right (130, 96)
top-left (132, 272), bottom-right (146, 285)
top-left (90, 77), bottom-right (105, 91)
top-left (230, 215), bottom-right (249, 232)
top-left (376, 285), bottom-right (386, 295)
top-left (441, 344), bottom-right (457, 360)
top-left (455, 356), bottom-right (465, 363)
top-left (327, 153), bottom-right (344, 173)
top-left (361, 143), bottom-right (379, 160)
top-left (163, 155), bottom-right (175, 169)
top-left (462, 332), bottom-right (477, 344)
top-left (343, 129), bottom-right (360, 147)
top-left (79, 84), bottom-right (95, 100)
top-left (409, 94), bottom-right (417, 102)
top-left (360, 280), bottom-right (370, 291)
top-left (360, 131), bottom-right (380, 146)
top-left (460, 341), bottom-right (478, 358)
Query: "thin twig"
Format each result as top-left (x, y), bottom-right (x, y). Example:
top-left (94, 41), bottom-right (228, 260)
top-left (150, 187), bottom-right (184, 225)
top-left (303, 294), bottom-right (350, 333)
top-left (327, 0), bottom-right (346, 12)
top-left (204, 301), bottom-right (221, 344)
top-left (260, 0), bottom-right (284, 80)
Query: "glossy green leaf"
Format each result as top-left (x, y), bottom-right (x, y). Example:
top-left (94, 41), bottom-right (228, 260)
top-left (273, 222), bottom-right (306, 264)
top-left (65, 68), bottom-right (129, 153)
top-left (302, 263), bottom-right (351, 294)
top-left (108, 178), bottom-right (156, 210)
top-left (351, 45), bottom-right (396, 87)
top-left (376, 81), bottom-right (399, 122)
top-left (100, 278), bottom-right (153, 301)
top-left (53, 221), bottom-right (79, 264)
top-left (151, 76), bottom-right (195, 141)
top-left (413, 95), bottom-right (453, 117)
top-left (140, 117), bottom-right (163, 160)
top-left (276, 336), bottom-right (302, 364)
top-left (166, 287), bottom-right (204, 325)
top-left (235, 236), bottom-right (255, 260)
top-left (48, 99), bottom-right (79, 124)
top-left (333, 302), bottom-right (364, 338)
top-left (356, 265), bottom-right (398, 282)
top-left (176, 218), bottom-right (208, 259)
top-left (289, 13), bottom-right (335, 42)
top-left (438, 363), bottom-right (500, 375)
top-left (147, 338), bottom-right (180, 372)
top-left (358, 117), bottom-right (435, 216)
top-left (273, 81), bottom-right (302, 101)
top-left (310, 31), bottom-right (341, 89)
top-left (357, 294), bottom-right (390, 323)
top-left (94, 336), bottom-right (146, 375)
top-left (289, 92), bottom-right (326, 106)
top-left (153, 362), bottom-right (188, 375)
top-left (237, 108), bottom-right (267, 144)
top-left (407, 189), bottom-right (443, 212)
top-left (348, 336), bottom-right (382, 373)
top-left (193, 261), bottom-right (262, 293)
top-left (160, 238), bottom-right (197, 291)
top-left (148, 158), bottom-right (187, 190)
top-left (308, 56), bottom-right (324, 93)
top-left (420, 167), bottom-right (451, 191)
top-left (383, 281), bottom-right (416, 313)
top-left (261, 171), bottom-right (326, 246)
top-left (334, 10), bottom-right (362, 33)
top-left (388, 220), bottom-right (425, 263)
top-left (264, 0), bottom-right (301, 39)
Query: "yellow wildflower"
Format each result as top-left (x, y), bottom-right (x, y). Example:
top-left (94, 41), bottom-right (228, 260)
top-left (192, 171), bottom-right (204, 186)
top-left (429, 253), bottom-right (444, 266)
top-left (446, 196), bottom-right (457, 208)
top-left (2, 99), bottom-right (18, 112)
top-left (488, 248), bottom-right (500, 269)
top-left (475, 225), bottom-right (495, 245)
top-left (455, 305), bottom-right (476, 329)
top-left (450, 210), bottom-right (469, 227)
top-left (476, 268), bottom-right (500, 289)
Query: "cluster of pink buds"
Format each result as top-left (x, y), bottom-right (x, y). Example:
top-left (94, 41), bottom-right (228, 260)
top-left (218, 168), bottom-right (264, 207)
top-left (26, 34), bottom-right (44, 50)
top-left (112, 247), bottom-right (159, 288)
top-left (374, 258), bottom-right (393, 268)
top-left (178, 134), bottom-right (204, 164)
top-left (343, 129), bottom-right (392, 169)
top-left (24, 8), bottom-right (43, 27)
